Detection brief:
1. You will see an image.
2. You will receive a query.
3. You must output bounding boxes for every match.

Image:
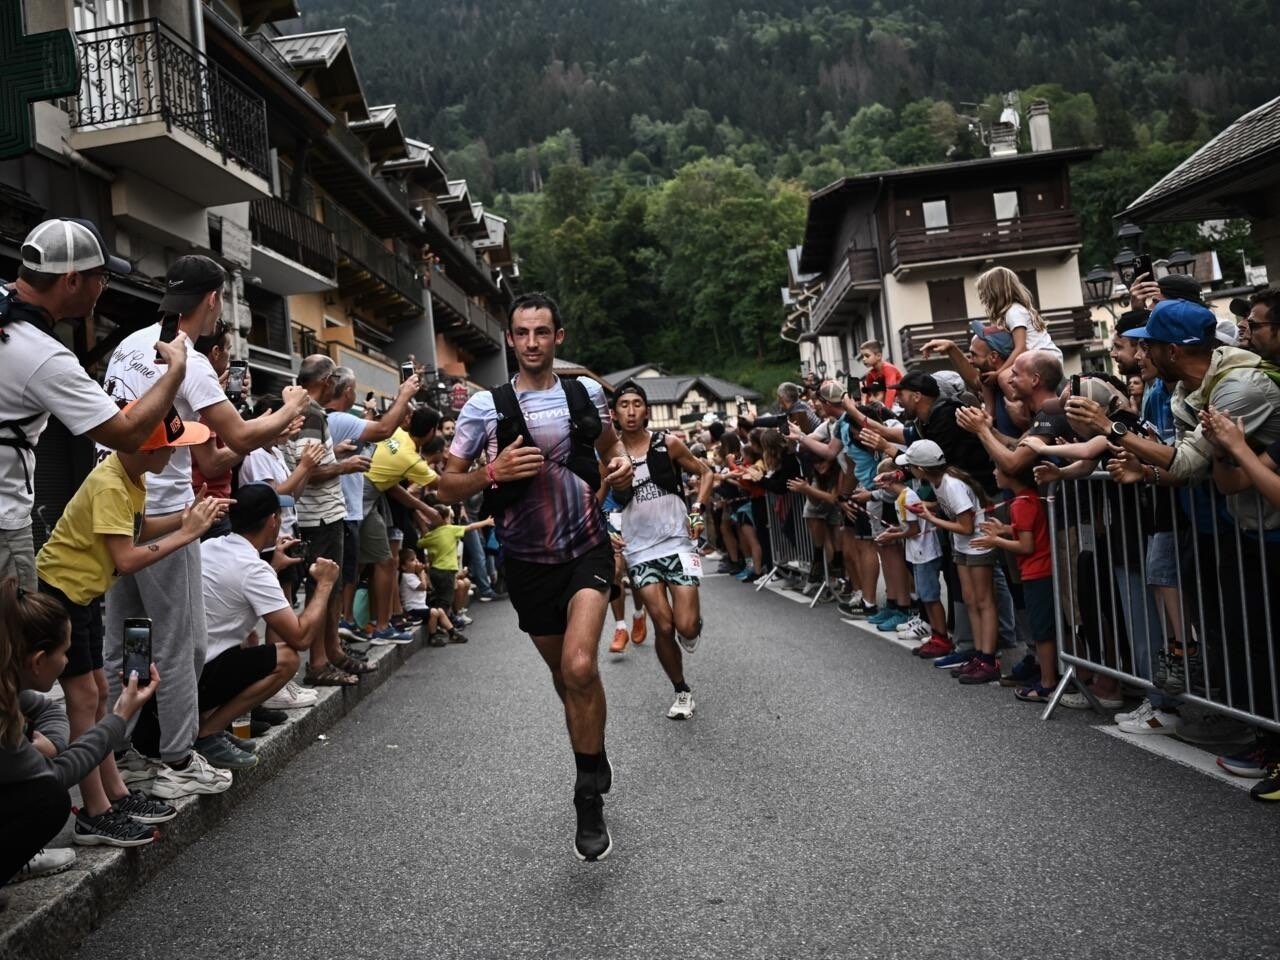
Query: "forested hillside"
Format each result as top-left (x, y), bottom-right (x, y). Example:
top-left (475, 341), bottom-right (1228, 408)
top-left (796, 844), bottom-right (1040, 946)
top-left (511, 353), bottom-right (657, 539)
top-left (297, 0), bottom-right (1274, 384)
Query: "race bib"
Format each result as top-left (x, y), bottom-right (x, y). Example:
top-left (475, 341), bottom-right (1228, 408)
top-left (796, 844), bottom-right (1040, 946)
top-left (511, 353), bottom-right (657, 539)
top-left (679, 552), bottom-right (703, 578)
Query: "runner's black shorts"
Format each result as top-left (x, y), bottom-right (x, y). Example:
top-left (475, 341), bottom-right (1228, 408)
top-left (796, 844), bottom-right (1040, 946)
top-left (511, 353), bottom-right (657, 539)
top-left (505, 539), bottom-right (617, 636)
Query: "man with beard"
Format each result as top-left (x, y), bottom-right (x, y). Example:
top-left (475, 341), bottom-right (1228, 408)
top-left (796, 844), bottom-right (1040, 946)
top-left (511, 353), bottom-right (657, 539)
top-left (438, 293), bottom-right (632, 862)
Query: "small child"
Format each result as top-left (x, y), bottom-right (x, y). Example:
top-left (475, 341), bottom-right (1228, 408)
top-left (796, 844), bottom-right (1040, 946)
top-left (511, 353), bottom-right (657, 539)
top-left (971, 465), bottom-right (1057, 701)
top-left (876, 465), bottom-right (949, 657)
top-left (398, 548), bottom-right (465, 645)
top-left (417, 506), bottom-right (492, 619)
top-left (977, 266), bottom-right (1062, 400)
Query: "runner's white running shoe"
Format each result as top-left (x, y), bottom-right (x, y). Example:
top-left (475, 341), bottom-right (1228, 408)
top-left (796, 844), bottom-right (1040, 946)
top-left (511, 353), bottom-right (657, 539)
top-left (667, 690), bottom-right (695, 720)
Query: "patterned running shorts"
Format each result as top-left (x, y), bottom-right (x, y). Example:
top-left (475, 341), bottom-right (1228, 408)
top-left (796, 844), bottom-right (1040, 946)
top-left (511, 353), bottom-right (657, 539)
top-left (628, 553), bottom-right (700, 588)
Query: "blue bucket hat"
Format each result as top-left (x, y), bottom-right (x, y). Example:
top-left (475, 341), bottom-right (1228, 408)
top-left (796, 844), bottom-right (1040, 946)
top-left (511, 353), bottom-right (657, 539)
top-left (1126, 298), bottom-right (1217, 346)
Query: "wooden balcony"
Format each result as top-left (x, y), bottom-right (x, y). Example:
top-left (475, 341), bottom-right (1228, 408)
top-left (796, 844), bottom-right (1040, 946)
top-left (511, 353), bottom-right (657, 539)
top-left (897, 306), bottom-right (1095, 363)
top-left (321, 199), bottom-right (423, 320)
top-left (889, 210), bottom-right (1081, 272)
top-left (809, 247), bottom-right (881, 335)
top-left (427, 267), bottom-right (504, 354)
top-left (249, 196), bottom-right (337, 292)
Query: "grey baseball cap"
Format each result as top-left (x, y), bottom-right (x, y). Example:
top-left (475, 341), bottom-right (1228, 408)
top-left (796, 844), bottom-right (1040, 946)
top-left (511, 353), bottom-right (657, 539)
top-left (21, 218), bottom-right (131, 275)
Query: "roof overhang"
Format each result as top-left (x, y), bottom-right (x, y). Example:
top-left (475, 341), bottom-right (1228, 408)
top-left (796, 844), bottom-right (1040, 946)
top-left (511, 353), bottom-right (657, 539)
top-left (270, 30), bottom-right (370, 122)
top-left (382, 138), bottom-right (450, 190)
top-left (350, 105), bottom-right (409, 165)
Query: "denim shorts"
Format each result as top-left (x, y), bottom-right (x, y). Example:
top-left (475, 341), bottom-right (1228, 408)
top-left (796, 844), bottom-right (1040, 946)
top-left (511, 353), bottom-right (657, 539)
top-left (1145, 532), bottom-right (1179, 588)
top-left (912, 556), bottom-right (943, 603)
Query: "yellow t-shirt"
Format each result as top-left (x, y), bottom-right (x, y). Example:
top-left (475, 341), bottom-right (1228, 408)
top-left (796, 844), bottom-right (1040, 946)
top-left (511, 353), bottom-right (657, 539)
top-left (417, 524), bottom-right (466, 572)
top-left (365, 428), bottom-right (438, 493)
top-left (36, 453), bottom-right (145, 605)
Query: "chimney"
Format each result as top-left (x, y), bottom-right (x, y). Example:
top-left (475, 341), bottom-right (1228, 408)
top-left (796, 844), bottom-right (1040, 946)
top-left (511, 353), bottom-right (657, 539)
top-left (1029, 99), bottom-right (1053, 152)
top-left (989, 122), bottom-right (1018, 158)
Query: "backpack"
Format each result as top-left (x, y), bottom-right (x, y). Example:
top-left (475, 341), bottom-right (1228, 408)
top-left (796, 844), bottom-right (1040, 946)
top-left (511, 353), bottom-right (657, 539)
top-left (480, 378), bottom-right (602, 519)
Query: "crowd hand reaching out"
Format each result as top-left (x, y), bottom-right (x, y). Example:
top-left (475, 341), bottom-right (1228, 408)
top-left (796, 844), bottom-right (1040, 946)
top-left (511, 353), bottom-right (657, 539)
top-left (858, 428), bottom-right (890, 454)
top-left (397, 374), bottom-right (421, 401)
top-left (180, 494), bottom-right (225, 539)
top-left (342, 454), bottom-right (372, 475)
top-left (112, 663), bottom-right (160, 721)
top-left (1106, 446), bottom-right (1146, 484)
top-left (192, 483), bottom-right (234, 520)
top-left (1200, 406), bottom-right (1248, 453)
top-left (308, 557), bottom-right (340, 584)
top-left (785, 477), bottom-right (810, 494)
top-left (979, 517), bottom-right (1012, 538)
top-left (969, 532), bottom-right (997, 551)
top-left (1065, 396), bottom-right (1110, 435)
top-left (271, 536), bottom-right (303, 571)
top-left (954, 405), bottom-right (992, 434)
top-left (1019, 434), bottom-right (1050, 453)
top-left (281, 385), bottom-right (311, 414)
top-left (301, 440), bottom-right (326, 469)
top-left (920, 338), bottom-right (956, 359)
top-left (1128, 273), bottom-right (1162, 310)
top-left (1033, 462), bottom-right (1063, 485)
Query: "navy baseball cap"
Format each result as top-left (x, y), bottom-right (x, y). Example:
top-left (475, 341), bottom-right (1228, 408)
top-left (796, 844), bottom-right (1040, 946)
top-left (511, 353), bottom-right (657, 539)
top-left (1126, 298), bottom-right (1217, 346)
top-left (229, 483), bottom-right (294, 532)
top-left (968, 320), bottom-right (1015, 358)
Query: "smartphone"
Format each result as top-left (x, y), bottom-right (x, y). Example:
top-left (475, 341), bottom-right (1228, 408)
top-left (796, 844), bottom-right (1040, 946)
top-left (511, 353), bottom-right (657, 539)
top-left (1070, 373), bottom-right (1081, 397)
top-left (122, 618), bottom-right (152, 687)
top-left (155, 314), bottom-right (180, 363)
top-left (846, 376), bottom-right (862, 398)
top-left (735, 395), bottom-right (747, 415)
top-left (379, 396), bottom-right (391, 414)
top-left (227, 359), bottom-right (248, 399)
top-left (400, 361), bottom-right (415, 384)
top-left (1131, 253), bottom-right (1154, 284)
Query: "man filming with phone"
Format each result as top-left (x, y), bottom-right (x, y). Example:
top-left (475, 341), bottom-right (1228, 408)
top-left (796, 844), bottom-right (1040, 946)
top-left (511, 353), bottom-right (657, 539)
top-left (101, 255), bottom-right (309, 796)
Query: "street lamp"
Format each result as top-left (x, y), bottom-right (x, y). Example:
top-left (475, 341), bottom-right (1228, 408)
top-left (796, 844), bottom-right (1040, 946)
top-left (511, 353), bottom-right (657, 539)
top-left (1165, 249), bottom-right (1196, 277)
top-left (1084, 264), bottom-right (1115, 305)
top-left (1116, 221), bottom-right (1144, 251)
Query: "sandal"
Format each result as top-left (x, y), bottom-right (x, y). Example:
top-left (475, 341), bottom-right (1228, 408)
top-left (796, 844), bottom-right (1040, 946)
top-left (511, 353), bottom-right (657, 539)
top-left (305, 663), bottom-right (358, 687)
top-left (1014, 683), bottom-right (1053, 703)
top-left (337, 656), bottom-right (376, 676)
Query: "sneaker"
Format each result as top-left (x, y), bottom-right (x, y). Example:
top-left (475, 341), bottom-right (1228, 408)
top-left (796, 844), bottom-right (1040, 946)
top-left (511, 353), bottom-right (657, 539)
top-left (263, 679), bottom-right (318, 710)
top-left (1115, 698), bottom-right (1157, 725)
top-left (428, 631), bottom-right (449, 647)
top-left (631, 614), bottom-right (647, 645)
top-left (1117, 706), bottom-right (1183, 735)
top-left (932, 649), bottom-right (973, 669)
top-left (195, 733), bottom-right (259, 771)
top-left (7, 848), bottom-right (75, 884)
top-left (337, 619), bottom-right (362, 641)
top-left (454, 613), bottom-right (474, 628)
top-left (572, 789), bottom-right (612, 862)
top-left (876, 610), bottom-right (910, 632)
top-left (896, 616), bottom-right (930, 640)
top-left (714, 559), bottom-right (736, 574)
top-left (733, 567), bottom-right (753, 582)
top-left (667, 690), bottom-right (696, 720)
top-left (149, 753), bottom-right (232, 799)
top-left (949, 657), bottom-right (979, 678)
top-left (609, 626), bottom-right (628, 654)
top-left (110, 789), bottom-right (177, 824)
top-left (219, 730), bottom-right (258, 754)
top-left (800, 580), bottom-right (821, 597)
top-left (958, 658), bottom-right (1001, 685)
top-left (1218, 745), bottom-right (1276, 779)
top-left (599, 754), bottom-right (613, 795)
top-left (1251, 764), bottom-right (1280, 802)
top-left (1156, 648), bottom-right (1206, 695)
top-left (73, 809), bottom-right (155, 848)
top-left (115, 747), bottom-right (163, 786)
top-left (866, 607), bottom-right (896, 626)
top-left (913, 635), bottom-right (954, 659)
top-left (368, 625), bottom-right (414, 645)
top-left (1176, 713), bottom-right (1256, 748)
top-left (476, 590), bottom-right (508, 602)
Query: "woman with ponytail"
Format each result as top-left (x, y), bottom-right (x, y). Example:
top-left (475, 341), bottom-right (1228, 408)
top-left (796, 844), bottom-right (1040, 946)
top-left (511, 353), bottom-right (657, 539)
top-left (0, 579), bottom-right (158, 892)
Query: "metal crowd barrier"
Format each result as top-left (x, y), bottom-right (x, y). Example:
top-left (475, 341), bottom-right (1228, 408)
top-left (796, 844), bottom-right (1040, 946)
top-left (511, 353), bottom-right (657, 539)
top-left (754, 491), bottom-right (833, 608)
top-left (1042, 471), bottom-right (1280, 733)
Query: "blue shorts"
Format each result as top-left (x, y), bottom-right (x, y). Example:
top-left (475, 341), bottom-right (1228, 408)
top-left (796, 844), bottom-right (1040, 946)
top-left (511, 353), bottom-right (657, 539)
top-left (1145, 532), bottom-right (1178, 588)
top-left (912, 556), bottom-right (943, 603)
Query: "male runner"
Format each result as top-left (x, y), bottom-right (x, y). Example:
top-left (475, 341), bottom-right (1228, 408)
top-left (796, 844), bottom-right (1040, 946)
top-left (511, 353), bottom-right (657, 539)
top-left (612, 382), bottom-right (713, 720)
top-left (437, 293), bottom-right (631, 862)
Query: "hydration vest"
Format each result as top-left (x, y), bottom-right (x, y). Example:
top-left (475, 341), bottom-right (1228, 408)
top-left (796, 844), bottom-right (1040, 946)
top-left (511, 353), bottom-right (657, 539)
top-left (0, 285), bottom-right (57, 493)
top-left (635, 431), bottom-right (683, 499)
top-left (480, 377), bottom-right (602, 518)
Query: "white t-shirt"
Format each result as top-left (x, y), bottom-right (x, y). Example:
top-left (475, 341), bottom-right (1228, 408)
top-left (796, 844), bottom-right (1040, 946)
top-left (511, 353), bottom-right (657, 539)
top-left (0, 314), bottom-right (120, 530)
top-left (200, 533), bottom-right (290, 662)
top-left (240, 446), bottom-right (297, 536)
top-left (102, 322), bottom-right (226, 515)
top-left (400, 571), bottom-right (428, 611)
top-left (898, 488), bottom-right (942, 565)
top-left (933, 473), bottom-right (991, 556)
top-left (1003, 304), bottom-right (1062, 359)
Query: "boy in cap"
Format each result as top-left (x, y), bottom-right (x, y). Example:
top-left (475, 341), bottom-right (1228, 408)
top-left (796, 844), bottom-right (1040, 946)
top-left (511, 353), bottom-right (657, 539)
top-left (1, 218), bottom-right (189, 587)
top-left (36, 404), bottom-right (229, 843)
top-left (101, 255), bottom-right (309, 793)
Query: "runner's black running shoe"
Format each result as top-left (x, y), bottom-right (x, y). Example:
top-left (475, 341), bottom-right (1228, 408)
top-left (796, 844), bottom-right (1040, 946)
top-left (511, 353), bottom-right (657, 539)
top-left (573, 788), bottom-right (612, 862)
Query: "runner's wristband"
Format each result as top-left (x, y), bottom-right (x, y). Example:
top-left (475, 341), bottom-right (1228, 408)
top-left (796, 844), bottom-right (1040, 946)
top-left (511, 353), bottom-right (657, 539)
top-left (485, 463), bottom-right (498, 488)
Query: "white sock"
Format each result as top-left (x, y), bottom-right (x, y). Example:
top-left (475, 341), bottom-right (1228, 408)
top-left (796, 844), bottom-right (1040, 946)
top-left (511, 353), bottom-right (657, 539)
top-left (616, 620), bottom-right (627, 631)
top-left (633, 610), bottom-right (645, 620)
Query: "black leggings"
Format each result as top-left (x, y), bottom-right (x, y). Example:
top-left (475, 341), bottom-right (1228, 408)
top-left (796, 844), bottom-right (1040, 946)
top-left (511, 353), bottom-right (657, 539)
top-left (0, 777), bottom-right (71, 884)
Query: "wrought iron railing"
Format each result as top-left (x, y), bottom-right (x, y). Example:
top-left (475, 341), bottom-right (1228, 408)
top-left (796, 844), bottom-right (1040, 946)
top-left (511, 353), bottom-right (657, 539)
top-left (250, 196), bottom-right (338, 280)
top-left (292, 322), bottom-right (331, 360)
top-left (68, 19), bottom-right (270, 181)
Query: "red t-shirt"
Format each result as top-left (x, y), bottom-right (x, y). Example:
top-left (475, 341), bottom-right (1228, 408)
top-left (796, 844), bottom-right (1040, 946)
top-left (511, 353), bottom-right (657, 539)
top-left (865, 362), bottom-right (903, 408)
top-left (1008, 490), bottom-right (1051, 580)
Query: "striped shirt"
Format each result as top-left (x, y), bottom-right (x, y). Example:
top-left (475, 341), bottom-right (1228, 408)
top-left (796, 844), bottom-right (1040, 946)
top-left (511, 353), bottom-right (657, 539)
top-left (282, 399), bottom-right (345, 527)
top-left (450, 376), bottom-right (610, 564)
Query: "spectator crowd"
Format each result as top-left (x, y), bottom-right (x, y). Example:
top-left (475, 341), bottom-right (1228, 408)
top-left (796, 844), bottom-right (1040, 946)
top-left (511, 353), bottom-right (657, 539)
top-left (2, 223), bottom-right (1279, 905)
top-left (0, 221), bottom-right (503, 896)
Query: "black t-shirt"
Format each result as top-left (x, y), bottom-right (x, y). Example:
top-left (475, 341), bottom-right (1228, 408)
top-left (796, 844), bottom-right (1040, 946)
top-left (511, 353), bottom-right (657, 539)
top-left (908, 399), bottom-right (997, 496)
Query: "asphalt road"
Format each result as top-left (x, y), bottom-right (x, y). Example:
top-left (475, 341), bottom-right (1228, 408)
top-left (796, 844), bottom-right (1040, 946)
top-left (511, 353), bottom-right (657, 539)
top-left (76, 576), bottom-right (1280, 960)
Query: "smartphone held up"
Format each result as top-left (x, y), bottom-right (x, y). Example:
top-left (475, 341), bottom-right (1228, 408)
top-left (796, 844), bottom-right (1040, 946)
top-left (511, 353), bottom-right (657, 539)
top-left (122, 618), bottom-right (153, 686)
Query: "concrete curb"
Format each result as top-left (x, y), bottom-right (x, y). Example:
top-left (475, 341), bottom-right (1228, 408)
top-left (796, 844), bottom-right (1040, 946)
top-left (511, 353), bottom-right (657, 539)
top-left (0, 630), bottom-right (432, 960)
